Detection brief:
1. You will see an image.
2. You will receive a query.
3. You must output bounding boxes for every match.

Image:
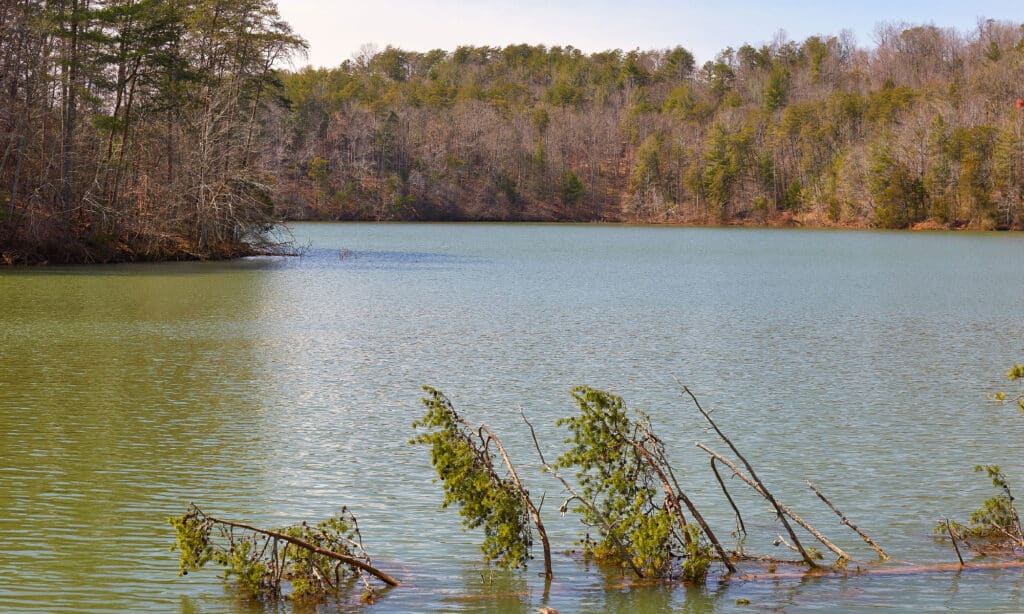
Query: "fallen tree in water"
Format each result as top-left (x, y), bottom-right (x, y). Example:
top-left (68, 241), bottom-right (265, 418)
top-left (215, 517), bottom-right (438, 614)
top-left (938, 364), bottom-right (1024, 563)
top-left (681, 383), bottom-right (893, 569)
top-left (539, 386), bottom-right (735, 581)
top-left (178, 382), bottom-right (1024, 604)
top-left (413, 385), bottom-right (885, 584)
top-left (169, 504), bottom-right (398, 605)
top-left (937, 464), bottom-right (1024, 564)
top-left (412, 386), bottom-right (553, 581)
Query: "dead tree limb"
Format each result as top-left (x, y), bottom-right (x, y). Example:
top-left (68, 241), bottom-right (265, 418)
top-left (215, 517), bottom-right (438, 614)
top-left (193, 510), bottom-right (400, 587)
top-left (695, 441), bottom-right (849, 563)
top-left (680, 384), bottom-right (819, 568)
top-left (711, 457), bottom-right (747, 536)
top-left (806, 479), bottom-right (890, 560)
top-left (945, 519), bottom-right (965, 568)
top-left (734, 559), bottom-right (1024, 581)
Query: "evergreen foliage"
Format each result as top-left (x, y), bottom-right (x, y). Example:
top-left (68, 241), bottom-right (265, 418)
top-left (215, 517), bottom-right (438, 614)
top-left (939, 465), bottom-right (1024, 551)
top-left (555, 386), bottom-right (713, 580)
top-left (170, 504), bottom-right (395, 604)
top-left (942, 364), bottom-right (1024, 555)
top-left (411, 386), bottom-right (537, 570)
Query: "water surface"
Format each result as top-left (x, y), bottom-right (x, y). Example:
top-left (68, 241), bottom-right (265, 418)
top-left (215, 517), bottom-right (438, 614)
top-left (2, 223), bottom-right (1023, 612)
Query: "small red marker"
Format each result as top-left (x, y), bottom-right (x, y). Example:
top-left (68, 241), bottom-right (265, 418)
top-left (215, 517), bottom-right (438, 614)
top-left (1016, 98), bottom-right (1023, 109)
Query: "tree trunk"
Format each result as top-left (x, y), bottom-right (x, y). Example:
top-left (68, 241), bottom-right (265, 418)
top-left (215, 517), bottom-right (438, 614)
top-left (60, 0), bottom-right (81, 229)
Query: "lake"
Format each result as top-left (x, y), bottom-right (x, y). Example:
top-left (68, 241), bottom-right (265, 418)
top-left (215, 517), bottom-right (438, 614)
top-left (2, 223), bottom-right (1024, 612)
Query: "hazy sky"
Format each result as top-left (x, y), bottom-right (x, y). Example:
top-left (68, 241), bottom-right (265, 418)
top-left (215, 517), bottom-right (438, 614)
top-left (276, 0), bottom-right (1022, 68)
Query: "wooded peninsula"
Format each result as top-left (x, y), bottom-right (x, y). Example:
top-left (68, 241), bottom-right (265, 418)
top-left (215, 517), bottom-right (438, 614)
top-left (3, 1), bottom-right (1024, 263)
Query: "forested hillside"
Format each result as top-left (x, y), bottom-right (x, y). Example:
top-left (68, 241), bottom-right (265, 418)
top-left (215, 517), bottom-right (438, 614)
top-left (5, 9), bottom-right (1024, 264)
top-left (275, 23), bottom-right (1024, 229)
top-left (0, 0), bottom-right (304, 263)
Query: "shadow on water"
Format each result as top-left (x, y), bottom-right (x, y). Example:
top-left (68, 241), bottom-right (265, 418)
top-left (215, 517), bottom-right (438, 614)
top-left (0, 245), bottom-right (481, 277)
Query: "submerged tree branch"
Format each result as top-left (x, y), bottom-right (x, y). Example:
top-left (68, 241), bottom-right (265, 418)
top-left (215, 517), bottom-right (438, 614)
top-left (694, 441), bottom-right (849, 563)
top-left (193, 511), bottom-right (400, 587)
top-left (680, 383), bottom-right (820, 568)
top-left (806, 479), bottom-right (890, 560)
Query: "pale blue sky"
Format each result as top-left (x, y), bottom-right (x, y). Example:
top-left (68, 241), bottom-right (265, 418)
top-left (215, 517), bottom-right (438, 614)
top-left (277, 0), bottom-right (1022, 68)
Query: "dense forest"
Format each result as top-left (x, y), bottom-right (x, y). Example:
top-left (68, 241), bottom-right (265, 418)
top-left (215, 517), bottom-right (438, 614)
top-left (276, 24), bottom-right (1024, 229)
top-left (0, 0), bottom-right (304, 263)
top-left (5, 5), bottom-right (1024, 264)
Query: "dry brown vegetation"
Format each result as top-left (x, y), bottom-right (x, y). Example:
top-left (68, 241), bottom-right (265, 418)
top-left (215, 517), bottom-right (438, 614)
top-left (8, 8), bottom-right (1024, 264)
top-left (274, 22), bottom-right (1024, 229)
top-left (0, 0), bottom-right (305, 264)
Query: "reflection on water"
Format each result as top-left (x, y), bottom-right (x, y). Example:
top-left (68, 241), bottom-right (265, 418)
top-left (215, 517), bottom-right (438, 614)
top-left (2, 223), bottom-right (1024, 612)
top-left (0, 271), bottom-right (270, 612)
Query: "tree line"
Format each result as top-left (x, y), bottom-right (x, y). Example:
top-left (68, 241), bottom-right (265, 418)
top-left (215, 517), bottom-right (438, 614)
top-left (6, 13), bottom-right (1024, 263)
top-left (275, 22), bottom-right (1024, 229)
top-left (0, 0), bottom-right (304, 263)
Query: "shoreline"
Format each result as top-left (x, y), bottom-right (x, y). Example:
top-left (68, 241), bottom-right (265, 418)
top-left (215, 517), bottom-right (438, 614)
top-left (2, 218), bottom-right (1018, 266)
top-left (0, 234), bottom-right (269, 267)
top-left (278, 215), bottom-right (1014, 231)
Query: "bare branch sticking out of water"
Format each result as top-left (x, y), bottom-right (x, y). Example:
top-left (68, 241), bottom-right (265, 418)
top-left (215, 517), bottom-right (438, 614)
top-left (694, 441), bottom-right (850, 564)
top-left (945, 519), bottom-right (966, 568)
top-left (806, 479), bottom-right (890, 560)
top-left (677, 380), bottom-right (820, 568)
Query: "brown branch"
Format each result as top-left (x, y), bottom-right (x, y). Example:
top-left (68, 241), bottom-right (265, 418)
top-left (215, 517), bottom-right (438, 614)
top-left (695, 441), bottom-right (850, 563)
top-left (196, 510), bottom-right (400, 586)
top-left (478, 423), bottom-right (553, 582)
top-left (680, 384), bottom-right (819, 568)
top-left (521, 410), bottom-right (646, 579)
top-left (732, 559), bottom-right (1024, 581)
top-left (945, 519), bottom-right (965, 568)
top-left (711, 457), bottom-right (747, 535)
top-left (985, 521), bottom-right (1024, 549)
top-left (733, 553), bottom-right (805, 565)
top-left (1001, 483), bottom-right (1024, 547)
top-left (658, 454), bottom-right (695, 548)
top-left (806, 479), bottom-right (890, 560)
top-left (628, 435), bottom-right (737, 574)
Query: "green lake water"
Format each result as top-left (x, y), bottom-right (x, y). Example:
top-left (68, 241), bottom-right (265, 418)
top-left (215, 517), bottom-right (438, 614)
top-left (2, 223), bottom-right (1024, 612)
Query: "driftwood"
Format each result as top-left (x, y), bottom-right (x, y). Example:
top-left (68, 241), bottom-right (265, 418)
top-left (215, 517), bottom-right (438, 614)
top-left (733, 558), bottom-right (1024, 581)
